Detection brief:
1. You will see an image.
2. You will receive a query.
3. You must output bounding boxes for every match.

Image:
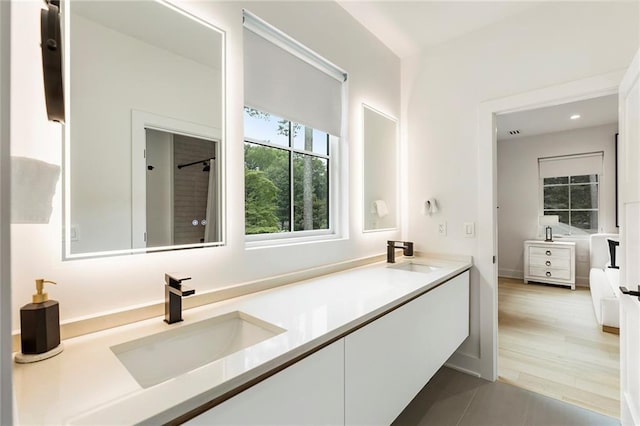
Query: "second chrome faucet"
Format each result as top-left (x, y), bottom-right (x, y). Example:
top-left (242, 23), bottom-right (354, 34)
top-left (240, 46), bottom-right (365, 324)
top-left (164, 273), bottom-right (195, 324)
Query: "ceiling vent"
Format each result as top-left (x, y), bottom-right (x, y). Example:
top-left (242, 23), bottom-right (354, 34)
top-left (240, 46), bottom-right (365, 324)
top-left (508, 130), bottom-right (520, 135)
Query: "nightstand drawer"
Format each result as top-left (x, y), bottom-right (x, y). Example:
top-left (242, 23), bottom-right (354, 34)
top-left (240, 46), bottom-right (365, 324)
top-left (529, 255), bottom-right (570, 270)
top-left (529, 246), bottom-right (571, 259)
top-left (529, 266), bottom-right (571, 281)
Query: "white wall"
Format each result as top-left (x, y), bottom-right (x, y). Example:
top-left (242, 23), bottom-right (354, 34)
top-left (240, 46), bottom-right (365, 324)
top-left (497, 123), bottom-right (618, 284)
top-left (403, 2), bottom-right (638, 378)
top-left (0, 1), bottom-right (12, 423)
top-left (10, 1), bottom-right (400, 328)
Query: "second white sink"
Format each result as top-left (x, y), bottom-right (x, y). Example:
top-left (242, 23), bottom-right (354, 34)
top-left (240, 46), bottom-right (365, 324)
top-left (111, 311), bottom-right (286, 388)
top-left (388, 262), bottom-right (441, 274)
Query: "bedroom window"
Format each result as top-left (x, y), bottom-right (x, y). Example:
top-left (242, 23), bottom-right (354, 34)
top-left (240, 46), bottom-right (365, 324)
top-left (542, 174), bottom-right (599, 235)
top-left (539, 152), bottom-right (603, 236)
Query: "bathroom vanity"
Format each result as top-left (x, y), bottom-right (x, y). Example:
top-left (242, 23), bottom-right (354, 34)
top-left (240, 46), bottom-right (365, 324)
top-left (13, 256), bottom-right (471, 425)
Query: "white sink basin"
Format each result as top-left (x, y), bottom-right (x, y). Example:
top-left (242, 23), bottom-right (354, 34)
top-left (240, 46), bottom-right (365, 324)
top-left (388, 262), bottom-right (441, 274)
top-left (111, 311), bottom-right (285, 388)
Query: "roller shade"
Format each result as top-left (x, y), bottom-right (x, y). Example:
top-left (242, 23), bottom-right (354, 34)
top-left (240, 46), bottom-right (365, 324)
top-left (243, 10), bottom-right (345, 137)
top-left (538, 152), bottom-right (603, 178)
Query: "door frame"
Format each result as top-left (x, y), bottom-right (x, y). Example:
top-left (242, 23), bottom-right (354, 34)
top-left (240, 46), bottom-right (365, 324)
top-left (617, 48), bottom-right (640, 426)
top-left (0, 0), bottom-right (11, 423)
top-left (477, 70), bottom-right (624, 381)
top-left (130, 110), bottom-right (221, 251)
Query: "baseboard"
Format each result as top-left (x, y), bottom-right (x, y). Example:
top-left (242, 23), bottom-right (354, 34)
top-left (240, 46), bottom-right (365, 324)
top-left (575, 275), bottom-right (589, 287)
top-left (446, 350), bottom-right (491, 380)
top-left (444, 362), bottom-right (482, 378)
top-left (498, 269), bottom-right (523, 280)
top-left (603, 325), bottom-right (620, 335)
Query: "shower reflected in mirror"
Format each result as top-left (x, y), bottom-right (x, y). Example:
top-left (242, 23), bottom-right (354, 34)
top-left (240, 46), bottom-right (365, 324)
top-left (144, 130), bottom-right (219, 248)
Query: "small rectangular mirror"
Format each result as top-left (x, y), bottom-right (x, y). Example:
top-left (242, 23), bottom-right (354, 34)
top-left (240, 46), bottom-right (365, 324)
top-left (64, 0), bottom-right (225, 258)
top-left (363, 105), bottom-right (398, 232)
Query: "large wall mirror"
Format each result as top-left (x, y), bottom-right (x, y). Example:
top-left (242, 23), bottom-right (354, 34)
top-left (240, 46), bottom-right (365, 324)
top-left (63, 0), bottom-right (225, 258)
top-left (363, 104), bottom-right (398, 232)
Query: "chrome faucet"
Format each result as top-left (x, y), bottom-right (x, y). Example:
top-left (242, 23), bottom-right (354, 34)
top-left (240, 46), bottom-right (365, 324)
top-left (164, 273), bottom-right (195, 324)
top-left (387, 240), bottom-right (414, 263)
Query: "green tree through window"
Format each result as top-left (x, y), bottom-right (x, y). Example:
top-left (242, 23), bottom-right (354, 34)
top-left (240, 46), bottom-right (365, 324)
top-left (244, 107), bottom-right (331, 236)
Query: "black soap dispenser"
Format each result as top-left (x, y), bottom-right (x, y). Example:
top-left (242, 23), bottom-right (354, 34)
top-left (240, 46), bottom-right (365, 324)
top-left (15, 279), bottom-right (63, 363)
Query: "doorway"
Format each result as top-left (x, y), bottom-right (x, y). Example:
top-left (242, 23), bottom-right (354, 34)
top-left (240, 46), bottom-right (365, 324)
top-left (476, 71), bottom-right (625, 407)
top-left (130, 110), bottom-right (223, 251)
top-left (479, 78), bottom-right (619, 416)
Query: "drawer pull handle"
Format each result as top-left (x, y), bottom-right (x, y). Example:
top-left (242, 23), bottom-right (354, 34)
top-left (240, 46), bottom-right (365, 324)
top-left (546, 271), bottom-right (552, 277)
top-left (545, 261), bottom-right (551, 266)
top-left (545, 250), bottom-right (552, 256)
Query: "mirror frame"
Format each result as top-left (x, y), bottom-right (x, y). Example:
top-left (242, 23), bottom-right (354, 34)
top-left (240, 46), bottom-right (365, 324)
top-left (62, 0), bottom-right (227, 259)
top-left (361, 103), bottom-right (399, 233)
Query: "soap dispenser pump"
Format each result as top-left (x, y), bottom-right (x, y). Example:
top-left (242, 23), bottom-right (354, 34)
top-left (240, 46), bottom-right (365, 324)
top-left (15, 279), bottom-right (63, 363)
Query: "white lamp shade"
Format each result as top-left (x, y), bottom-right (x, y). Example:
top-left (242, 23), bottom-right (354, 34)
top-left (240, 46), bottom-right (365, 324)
top-left (539, 215), bottom-right (559, 226)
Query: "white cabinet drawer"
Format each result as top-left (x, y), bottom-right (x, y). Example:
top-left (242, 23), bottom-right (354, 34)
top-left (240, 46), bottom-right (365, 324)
top-left (528, 246), bottom-right (571, 259)
top-left (529, 266), bottom-right (571, 280)
top-left (529, 255), bottom-right (570, 270)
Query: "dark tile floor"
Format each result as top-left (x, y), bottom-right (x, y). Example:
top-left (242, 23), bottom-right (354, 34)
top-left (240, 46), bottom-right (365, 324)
top-left (392, 367), bottom-right (619, 426)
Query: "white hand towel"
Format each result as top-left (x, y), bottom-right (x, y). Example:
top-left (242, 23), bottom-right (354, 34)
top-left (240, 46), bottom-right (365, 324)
top-left (11, 156), bottom-right (61, 224)
top-left (373, 199), bottom-right (389, 218)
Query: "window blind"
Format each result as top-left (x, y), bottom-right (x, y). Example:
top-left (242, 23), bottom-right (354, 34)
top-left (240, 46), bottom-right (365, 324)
top-left (538, 152), bottom-right (603, 178)
top-left (243, 10), bottom-right (346, 137)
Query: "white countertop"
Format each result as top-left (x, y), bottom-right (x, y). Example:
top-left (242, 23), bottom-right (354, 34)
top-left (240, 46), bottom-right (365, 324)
top-left (13, 256), bottom-right (472, 425)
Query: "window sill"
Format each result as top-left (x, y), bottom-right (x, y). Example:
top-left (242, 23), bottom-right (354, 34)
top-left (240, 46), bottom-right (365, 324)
top-left (245, 232), bottom-right (345, 250)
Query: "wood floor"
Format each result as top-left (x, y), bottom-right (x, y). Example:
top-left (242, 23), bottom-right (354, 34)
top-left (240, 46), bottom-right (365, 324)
top-left (498, 277), bottom-right (620, 418)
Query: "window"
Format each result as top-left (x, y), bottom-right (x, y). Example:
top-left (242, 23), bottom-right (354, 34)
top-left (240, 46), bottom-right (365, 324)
top-left (538, 152), bottom-right (603, 236)
top-left (244, 107), bottom-right (333, 236)
top-left (542, 174), bottom-right (599, 235)
top-left (243, 10), bottom-right (346, 241)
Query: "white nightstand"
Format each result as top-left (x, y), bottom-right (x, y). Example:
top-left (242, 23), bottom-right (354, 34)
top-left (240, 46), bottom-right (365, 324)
top-left (523, 240), bottom-right (576, 290)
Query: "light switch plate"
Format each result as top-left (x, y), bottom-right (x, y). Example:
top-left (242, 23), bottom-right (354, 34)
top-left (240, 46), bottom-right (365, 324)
top-left (70, 225), bottom-right (80, 242)
top-left (464, 222), bottom-right (475, 238)
top-left (438, 222), bottom-right (447, 236)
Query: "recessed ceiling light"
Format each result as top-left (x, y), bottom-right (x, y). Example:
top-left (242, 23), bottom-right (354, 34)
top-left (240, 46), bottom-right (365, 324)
top-left (570, 114), bottom-right (581, 120)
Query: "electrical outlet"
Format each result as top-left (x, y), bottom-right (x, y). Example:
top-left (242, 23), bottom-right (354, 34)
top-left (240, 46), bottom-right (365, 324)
top-left (438, 222), bottom-right (447, 236)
